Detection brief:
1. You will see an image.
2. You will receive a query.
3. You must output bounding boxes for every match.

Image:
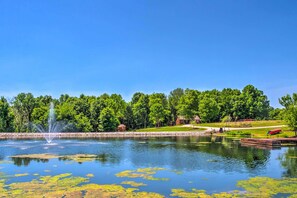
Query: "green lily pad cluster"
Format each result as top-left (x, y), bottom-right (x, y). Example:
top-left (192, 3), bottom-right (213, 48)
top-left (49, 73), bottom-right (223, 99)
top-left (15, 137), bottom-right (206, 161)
top-left (116, 167), bottom-right (169, 181)
top-left (237, 177), bottom-right (297, 197)
top-left (0, 173), bottom-right (164, 198)
top-left (171, 177), bottom-right (297, 197)
top-left (1, 169), bottom-right (297, 197)
top-left (121, 181), bottom-right (147, 187)
top-left (171, 188), bottom-right (242, 197)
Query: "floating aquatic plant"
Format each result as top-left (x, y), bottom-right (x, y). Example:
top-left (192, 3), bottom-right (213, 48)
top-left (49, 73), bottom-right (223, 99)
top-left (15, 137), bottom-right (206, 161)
top-left (14, 173), bottom-right (29, 177)
top-left (86, 174), bottom-right (94, 178)
top-left (171, 177), bottom-right (297, 197)
top-left (171, 188), bottom-right (241, 197)
top-left (237, 177), bottom-right (297, 197)
top-left (116, 167), bottom-right (169, 181)
top-left (0, 173), bottom-right (164, 197)
top-left (121, 181), bottom-right (147, 187)
top-left (59, 154), bottom-right (99, 163)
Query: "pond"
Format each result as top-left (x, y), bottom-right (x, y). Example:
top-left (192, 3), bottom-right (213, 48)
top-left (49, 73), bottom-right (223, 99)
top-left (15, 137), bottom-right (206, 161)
top-left (0, 136), bottom-right (296, 197)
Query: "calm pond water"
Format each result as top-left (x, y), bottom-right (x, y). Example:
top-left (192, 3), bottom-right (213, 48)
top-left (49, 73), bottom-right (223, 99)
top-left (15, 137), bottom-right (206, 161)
top-left (0, 136), bottom-right (296, 197)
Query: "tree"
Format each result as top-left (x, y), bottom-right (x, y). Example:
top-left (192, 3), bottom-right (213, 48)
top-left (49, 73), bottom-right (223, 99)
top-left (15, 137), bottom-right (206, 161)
top-left (0, 97), bottom-right (14, 132)
top-left (99, 107), bottom-right (119, 132)
top-left (109, 94), bottom-right (127, 123)
top-left (74, 113), bottom-right (93, 132)
top-left (285, 106), bottom-right (297, 136)
top-left (219, 88), bottom-right (241, 120)
top-left (12, 93), bottom-right (36, 132)
top-left (123, 104), bottom-right (135, 130)
top-left (199, 95), bottom-right (220, 123)
top-left (56, 102), bottom-right (76, 123)
top-left (269, 107), bottom-right (285, 120)
top-left (149, 93), bottom-right (170, 127)
top-left (177, 89), bottom-right (200, 120)
top-left (280, 93), bottom-right (297, 136)
top-left (279, 94), bottom-right (297, 109)
top-left (240, 85), bottom-right (270, 119)
top-left (168, 88), bottom-right (184, 123)
top-left (31, 106), bottom-right (49, 126)
top-left (132, 94), bottom-right (150, 129)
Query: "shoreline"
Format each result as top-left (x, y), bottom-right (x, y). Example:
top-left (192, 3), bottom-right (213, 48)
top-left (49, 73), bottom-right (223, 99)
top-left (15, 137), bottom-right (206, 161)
top-left (0, 131), bottom-right (208, 139)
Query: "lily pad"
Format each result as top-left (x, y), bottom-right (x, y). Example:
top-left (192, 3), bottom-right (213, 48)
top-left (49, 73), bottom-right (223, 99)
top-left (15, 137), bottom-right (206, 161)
top-left (121, 181), bottom-right (147, 187)
top-left (116, 167), bottom-right (168, 181)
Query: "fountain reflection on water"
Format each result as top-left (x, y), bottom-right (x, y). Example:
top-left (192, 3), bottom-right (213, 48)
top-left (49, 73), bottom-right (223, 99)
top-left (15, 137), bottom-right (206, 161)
top-left (33, 102), bottom-right (68, 144)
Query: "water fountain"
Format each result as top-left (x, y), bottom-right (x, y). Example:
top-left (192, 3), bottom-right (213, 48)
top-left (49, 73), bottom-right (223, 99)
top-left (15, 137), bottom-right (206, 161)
top-left (33, 102), bottom-right (67, 144)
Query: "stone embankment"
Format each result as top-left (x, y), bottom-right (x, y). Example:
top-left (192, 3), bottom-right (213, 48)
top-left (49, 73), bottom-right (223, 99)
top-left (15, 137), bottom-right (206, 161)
top-left (0, 132), bottom-right (207, 139)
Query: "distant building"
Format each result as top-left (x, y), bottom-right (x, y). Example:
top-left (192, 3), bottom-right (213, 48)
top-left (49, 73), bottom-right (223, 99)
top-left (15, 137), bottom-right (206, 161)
top-left (117, 124), bottom-right (126, 132)
top-left (194, 116), bottom-right (201, 124)
top-left (176, 115), bottom-right (201, 125)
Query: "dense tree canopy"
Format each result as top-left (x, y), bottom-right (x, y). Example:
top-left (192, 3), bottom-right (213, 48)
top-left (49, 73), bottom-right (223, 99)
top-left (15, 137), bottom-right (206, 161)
top-left (280, 93), bottom-right (297, 136)
top-left (0, 85), bottom-right (280, 132)
top-left (149, 93), bottom-right (170, 127)
top-left (177, 89), bottom-right (200, 120)
top-left (0, 97), bottom-right (14, 132)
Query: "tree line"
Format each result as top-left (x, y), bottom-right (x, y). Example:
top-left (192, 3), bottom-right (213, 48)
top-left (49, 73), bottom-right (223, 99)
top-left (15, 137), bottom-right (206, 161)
top-left (0, 85), bottom-right (285, 132)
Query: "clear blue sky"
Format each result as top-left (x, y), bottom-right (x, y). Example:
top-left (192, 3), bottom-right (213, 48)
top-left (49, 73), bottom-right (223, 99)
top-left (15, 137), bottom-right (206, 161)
top-left (0, 0), bottom-right (296, 107)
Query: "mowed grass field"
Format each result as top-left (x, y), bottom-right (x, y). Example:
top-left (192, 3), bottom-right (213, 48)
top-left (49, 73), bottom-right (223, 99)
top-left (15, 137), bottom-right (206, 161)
top-left (224, 126), bottom-right (295, 138)
top-left (135, 126), bottom-right (204, 132)
top-left (197, 120), bottom-right (286, 128)
top-left (134, 120), bottom-right (295, 138)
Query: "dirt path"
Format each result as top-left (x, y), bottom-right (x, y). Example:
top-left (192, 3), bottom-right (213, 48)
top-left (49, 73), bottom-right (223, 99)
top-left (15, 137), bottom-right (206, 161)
top-left (183, 124), bottom-right (287, 132)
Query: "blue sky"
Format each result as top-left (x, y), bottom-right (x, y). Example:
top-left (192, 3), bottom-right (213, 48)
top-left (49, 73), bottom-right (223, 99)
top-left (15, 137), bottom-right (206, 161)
top-left (0, 0), bottom-right (296, 107)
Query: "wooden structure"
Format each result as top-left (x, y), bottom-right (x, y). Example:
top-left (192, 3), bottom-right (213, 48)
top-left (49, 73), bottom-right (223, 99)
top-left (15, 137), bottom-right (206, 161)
top-left (117, 124), bottom-right (127, 132)
top-left (176, 116), bottom-right (190, 125)
top-left (194, 116), bottom-right (201, 124)
top-left (241, 138), bottom-right (297, 149)
top-left (176, 115), bottom-right (201, 125)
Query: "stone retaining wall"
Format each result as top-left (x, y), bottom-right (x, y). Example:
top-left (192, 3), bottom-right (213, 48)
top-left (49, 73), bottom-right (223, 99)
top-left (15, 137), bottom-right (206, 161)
top-left (0, 132), bottom-right (207, 139)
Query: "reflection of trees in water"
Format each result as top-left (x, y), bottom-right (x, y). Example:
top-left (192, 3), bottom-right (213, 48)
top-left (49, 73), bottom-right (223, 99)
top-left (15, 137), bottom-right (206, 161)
top-left (11, 153), bottom-right (120, 166)
top-left (279, 147), bottom-right (297, 177)
top-left (130, 136), bottom-right (270, 171)
top-left (12, 157), bottom-right (49, 166)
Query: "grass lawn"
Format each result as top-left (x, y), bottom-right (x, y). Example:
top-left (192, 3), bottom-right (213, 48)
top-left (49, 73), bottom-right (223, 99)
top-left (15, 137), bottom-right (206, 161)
top-left (197, 120), bottom-right (286, 128)
top-left (223, 127), bottom-right (296, 138)
top-left (135, 126), bottom-right (204, 132)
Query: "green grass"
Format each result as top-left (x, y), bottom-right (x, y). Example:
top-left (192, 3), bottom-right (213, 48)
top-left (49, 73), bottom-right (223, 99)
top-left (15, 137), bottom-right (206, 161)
top-left (197, 120), bottom-right (286, 128)
top-left (135, 126), bottom-right (204, 132)
top-left (223, 127), bottom-right (296, 138)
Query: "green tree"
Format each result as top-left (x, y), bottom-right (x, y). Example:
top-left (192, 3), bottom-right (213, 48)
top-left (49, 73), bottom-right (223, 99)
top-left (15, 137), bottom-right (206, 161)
top-left (12, 93), bottom-right (36, 132)
top-left (31, 106), bottom-right (48, 126)
top-left (279, 93), bottom-right (297, 109)
top-left (109, 94), bottom-right (127, 123)
top-left (280, 94), bottom-right (297, 136)
top-left (240, 85), bottom-right (270, 119)
top-left (73, 94), bottom-right (92, 118)
top-left (168, 88), bottom-right (184, 123)
top-left (219, 88), bottom-right (241, 120)
top-left (149, 93), bottom-right (170, 127)
top-left (74, 113), bottom-right (93, 132)
top-left (132, 94), bottom-right (150, 128)
top-left (123, 104), bottom-right (135, 130)
top-left (56, 102), bottom-right (76, 123)
top-left (199, 95), bottom-right (220, 123)
top-left (177, 89), bottom-right (200, 120)
top-left (269, 107), bottom-right (285, 120)
top-left (99, 107), bottom-right (119, 132)
top-left (0, 97), bottom-right (14, 132)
